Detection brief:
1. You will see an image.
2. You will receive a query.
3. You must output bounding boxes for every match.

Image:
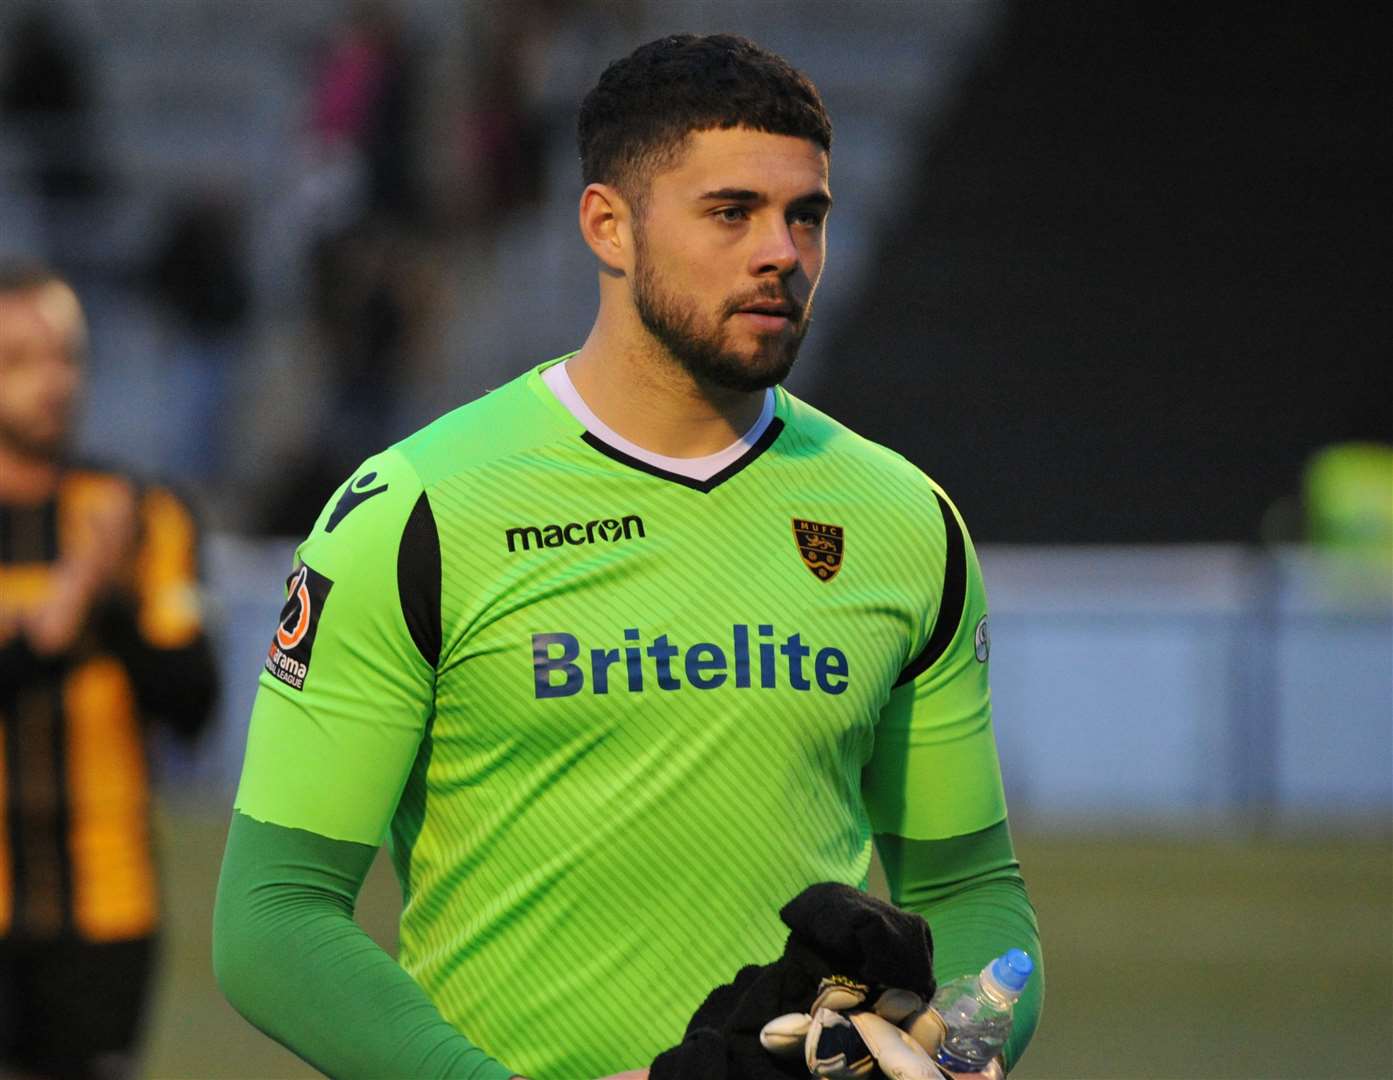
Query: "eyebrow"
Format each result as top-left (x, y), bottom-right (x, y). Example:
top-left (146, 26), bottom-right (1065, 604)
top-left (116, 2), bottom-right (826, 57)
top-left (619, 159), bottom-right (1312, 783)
top-left (698, 187), bottom-right (833, 210)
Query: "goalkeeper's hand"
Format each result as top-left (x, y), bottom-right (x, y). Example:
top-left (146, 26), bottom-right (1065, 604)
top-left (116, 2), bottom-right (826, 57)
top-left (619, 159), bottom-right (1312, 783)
top-left (759, 980), bottom-right (1002, 1080)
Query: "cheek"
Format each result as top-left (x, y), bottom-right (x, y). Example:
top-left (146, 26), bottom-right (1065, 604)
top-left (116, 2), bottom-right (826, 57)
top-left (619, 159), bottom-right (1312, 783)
top-left (666, 265), bottom-right (726, 321)
top-left (32, 361), bottom-right (74, 401)
top-left (0, 369), bottom-right (37, 409)
top-left (52, 362), bottom-right (80, 400)
top-left (639, 232), bottom-right (699, 295)
top-left (6, 362), bottom-right (76, 413)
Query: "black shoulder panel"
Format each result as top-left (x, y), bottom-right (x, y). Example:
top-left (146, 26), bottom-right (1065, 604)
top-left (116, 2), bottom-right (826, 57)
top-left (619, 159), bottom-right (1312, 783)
top-left (893, 491), bottom-right (967, 688)
top-left (397, 491), bottom-right (442, 668)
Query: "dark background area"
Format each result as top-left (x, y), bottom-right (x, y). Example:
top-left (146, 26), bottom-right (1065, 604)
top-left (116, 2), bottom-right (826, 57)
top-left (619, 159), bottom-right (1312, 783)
top-left (820, 2), bottom-right (1390, 542)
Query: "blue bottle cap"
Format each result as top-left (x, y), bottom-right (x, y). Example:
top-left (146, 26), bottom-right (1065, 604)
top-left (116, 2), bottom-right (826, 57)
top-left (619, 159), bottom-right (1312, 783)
top-left (991, 949), bottom-right (1033, 992)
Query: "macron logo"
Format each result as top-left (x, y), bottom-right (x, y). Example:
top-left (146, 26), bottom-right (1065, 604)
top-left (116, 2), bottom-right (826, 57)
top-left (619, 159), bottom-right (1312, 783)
top-left (505, 514), bottom-right (645, 553)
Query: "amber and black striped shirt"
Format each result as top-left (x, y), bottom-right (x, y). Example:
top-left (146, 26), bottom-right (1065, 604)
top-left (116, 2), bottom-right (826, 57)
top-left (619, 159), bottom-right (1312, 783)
top-left (0, 466), bottom-right (217, 942)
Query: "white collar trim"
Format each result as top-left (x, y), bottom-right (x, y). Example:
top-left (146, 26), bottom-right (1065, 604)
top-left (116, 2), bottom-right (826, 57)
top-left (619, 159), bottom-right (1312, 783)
top-left (543, 359), bottom-right (775, 482)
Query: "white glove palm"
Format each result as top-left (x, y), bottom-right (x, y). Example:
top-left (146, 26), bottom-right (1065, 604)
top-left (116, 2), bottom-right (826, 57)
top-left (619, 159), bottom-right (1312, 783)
top-left (758, 979), bottom-right (949, 1080)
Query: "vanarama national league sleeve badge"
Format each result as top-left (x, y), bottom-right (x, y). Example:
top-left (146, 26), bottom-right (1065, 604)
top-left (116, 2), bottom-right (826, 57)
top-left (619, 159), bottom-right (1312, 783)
top-left (792, 519), bottom-right (844, 582)
top-left (265, 562), bottom-right (335, 690)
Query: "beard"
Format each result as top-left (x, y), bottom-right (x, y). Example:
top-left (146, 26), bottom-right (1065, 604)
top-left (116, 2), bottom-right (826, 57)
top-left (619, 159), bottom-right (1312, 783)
top-left (632, 233), bottom-right (813, 393)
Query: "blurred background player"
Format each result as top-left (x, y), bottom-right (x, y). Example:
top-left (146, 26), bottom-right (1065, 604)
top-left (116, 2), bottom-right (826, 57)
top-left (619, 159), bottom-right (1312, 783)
top-left (0, 262), bottom-right (219, 1080)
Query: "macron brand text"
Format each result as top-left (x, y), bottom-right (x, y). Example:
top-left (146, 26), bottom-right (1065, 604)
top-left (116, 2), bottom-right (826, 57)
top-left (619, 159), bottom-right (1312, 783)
top-left (506, 514), bottom-right (645, 553)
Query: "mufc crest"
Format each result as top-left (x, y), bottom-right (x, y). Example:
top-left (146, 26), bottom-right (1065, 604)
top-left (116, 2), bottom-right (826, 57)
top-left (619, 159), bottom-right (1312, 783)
top-left (792, 519), bottom-right (845, 582)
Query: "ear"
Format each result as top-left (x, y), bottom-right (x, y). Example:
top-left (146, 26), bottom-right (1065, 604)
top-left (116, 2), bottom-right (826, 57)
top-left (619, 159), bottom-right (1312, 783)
top-left (578, 183), bottom-right (633, 274)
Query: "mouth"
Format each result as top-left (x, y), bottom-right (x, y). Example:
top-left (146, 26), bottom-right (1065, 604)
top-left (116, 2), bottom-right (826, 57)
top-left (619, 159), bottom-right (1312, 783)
top-left (732, 300), bottom-right (798, 332)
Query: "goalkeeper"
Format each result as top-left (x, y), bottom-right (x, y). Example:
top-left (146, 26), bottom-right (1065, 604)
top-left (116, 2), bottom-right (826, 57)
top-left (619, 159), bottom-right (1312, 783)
top-left (214, 32), bottom-right (1042, 1080)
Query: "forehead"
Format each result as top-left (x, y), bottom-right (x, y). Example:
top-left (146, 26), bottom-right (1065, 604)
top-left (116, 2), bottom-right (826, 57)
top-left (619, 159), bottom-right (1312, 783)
top-left (651, 127), bottom-right (829, 201)
top-left (0, 285), bottom-right (83, 357)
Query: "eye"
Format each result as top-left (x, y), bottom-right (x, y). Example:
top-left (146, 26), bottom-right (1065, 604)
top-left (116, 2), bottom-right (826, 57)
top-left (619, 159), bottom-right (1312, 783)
top-left (791, 209), bottom-right (825, 229)
top-left (714, 206), bottom-right (749, 224)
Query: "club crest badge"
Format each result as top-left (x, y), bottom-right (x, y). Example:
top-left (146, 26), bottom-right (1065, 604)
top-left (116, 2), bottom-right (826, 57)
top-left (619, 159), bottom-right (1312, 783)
top-left (792, 519), bottom-right (844, 582)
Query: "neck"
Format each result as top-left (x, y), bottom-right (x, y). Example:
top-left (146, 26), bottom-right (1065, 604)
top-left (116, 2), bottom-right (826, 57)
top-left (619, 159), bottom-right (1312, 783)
top-left (0, 440), bottom-right (60, 503)
top-left (567, 305), bottom-right (767, 459)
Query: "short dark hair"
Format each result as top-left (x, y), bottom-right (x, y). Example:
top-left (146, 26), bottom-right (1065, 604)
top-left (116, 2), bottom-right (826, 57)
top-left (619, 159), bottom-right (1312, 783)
top-left (578, 33), bottom-right (831, 201)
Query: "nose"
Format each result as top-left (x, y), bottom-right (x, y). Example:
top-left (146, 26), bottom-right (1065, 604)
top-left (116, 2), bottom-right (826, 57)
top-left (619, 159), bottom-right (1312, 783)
top-left (750, 217), bottom-right (799, 278)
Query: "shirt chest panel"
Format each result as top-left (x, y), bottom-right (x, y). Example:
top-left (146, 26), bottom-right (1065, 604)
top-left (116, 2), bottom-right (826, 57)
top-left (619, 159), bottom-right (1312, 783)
top-left (428, 468), bottom-right (921, 777)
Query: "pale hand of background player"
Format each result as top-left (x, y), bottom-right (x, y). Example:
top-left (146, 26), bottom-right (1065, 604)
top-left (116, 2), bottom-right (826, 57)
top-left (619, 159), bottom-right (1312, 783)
top-left (24, 483), bottom-right (138, 655)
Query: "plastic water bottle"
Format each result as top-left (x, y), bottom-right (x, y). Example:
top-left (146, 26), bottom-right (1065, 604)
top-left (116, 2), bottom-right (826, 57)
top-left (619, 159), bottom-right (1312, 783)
top-left (929, 949), bottom-right (1034, 1074)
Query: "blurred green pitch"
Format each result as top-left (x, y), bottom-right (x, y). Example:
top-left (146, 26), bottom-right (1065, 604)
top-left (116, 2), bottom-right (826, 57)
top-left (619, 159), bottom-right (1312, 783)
top-left (143, 805), bottom-right (1392, 1078)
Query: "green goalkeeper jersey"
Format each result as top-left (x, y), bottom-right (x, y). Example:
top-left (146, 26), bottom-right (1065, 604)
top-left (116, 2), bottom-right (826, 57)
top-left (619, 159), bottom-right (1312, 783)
top-left (236, 357), bottom-right (1006, 1078)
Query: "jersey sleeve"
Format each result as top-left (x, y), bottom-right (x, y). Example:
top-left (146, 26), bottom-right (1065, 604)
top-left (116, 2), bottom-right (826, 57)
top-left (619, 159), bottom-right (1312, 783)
top-left (214, 811), bottom-right (515, 1079)
top-left (862, 486), bottom-right (1006, 840)
top-left (234, 449), bottom-right (440, 844)
top-left (876, 823), bottom-right (1044, 1072)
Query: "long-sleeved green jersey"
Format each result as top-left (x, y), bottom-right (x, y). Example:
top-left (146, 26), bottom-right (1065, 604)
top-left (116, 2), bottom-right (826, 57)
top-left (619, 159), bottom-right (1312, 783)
top-left (219, 357), bottom-right (1040, 1077)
